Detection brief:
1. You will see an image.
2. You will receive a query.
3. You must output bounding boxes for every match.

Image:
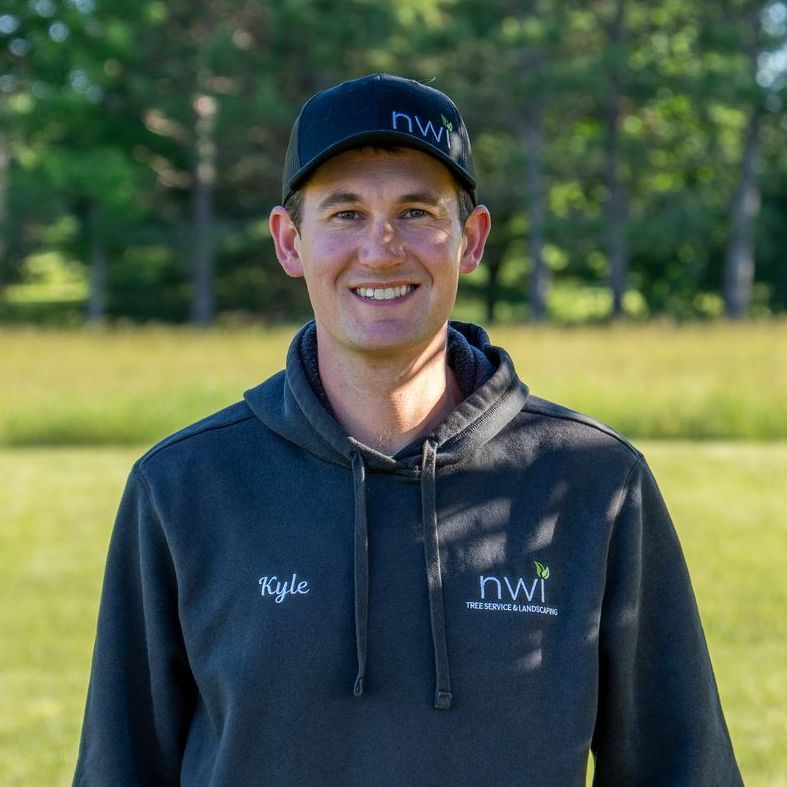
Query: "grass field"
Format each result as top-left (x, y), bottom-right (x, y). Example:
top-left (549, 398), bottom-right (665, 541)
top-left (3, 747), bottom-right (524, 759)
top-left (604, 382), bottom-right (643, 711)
top-left (0, 443), bottom-right (785, 785)
top-left (0, 323), bottom-right (785, 784)
top-left (0, 320), bottom-right (785, 445)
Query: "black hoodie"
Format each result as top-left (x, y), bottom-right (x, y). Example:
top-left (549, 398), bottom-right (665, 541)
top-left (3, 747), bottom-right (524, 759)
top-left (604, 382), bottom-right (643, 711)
top-left (74, 322), bottom-right (742, 786)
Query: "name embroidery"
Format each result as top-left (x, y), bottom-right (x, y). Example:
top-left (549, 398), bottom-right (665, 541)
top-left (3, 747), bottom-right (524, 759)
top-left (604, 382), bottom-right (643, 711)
top-left (258, 573), bottom-right (310, 604)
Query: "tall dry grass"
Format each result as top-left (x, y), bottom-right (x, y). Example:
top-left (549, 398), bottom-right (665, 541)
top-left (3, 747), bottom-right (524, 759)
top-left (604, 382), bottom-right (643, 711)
top-left (0, 320), bottom-right (785, 445)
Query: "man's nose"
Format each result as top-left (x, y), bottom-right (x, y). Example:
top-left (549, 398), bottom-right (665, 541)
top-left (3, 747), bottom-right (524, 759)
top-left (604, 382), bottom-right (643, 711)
top-left (358, 218), bottom-right (404, 266)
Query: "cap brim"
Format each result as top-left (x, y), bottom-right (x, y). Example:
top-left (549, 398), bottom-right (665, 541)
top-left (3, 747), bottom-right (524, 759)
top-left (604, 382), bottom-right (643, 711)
top-left (284, 130), bottom-right (477, 204)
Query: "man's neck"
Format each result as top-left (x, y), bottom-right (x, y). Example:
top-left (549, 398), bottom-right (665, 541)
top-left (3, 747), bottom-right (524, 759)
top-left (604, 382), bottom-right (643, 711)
top-left (316, 326), bottom-right (462, 455)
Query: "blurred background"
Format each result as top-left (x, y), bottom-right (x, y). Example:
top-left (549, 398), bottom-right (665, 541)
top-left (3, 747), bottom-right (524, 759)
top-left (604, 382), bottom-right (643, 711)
top-left (1, 1), bottom-right (786, 785)
top-left (0, 0), bottom-right (785, 326)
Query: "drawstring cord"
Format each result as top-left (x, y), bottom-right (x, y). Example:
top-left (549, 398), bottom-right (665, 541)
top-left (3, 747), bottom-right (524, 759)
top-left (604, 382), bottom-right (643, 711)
top-left (351, 452), bottom-right (369, 698)
top-left (421, 439), bottom-right (453, 710)
top-left (350, 443), bottom-right (453, 710)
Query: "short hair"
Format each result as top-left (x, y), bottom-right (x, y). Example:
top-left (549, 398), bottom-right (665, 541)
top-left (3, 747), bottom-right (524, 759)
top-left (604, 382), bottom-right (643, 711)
top-left (282, 148), bottom-right (475, 233)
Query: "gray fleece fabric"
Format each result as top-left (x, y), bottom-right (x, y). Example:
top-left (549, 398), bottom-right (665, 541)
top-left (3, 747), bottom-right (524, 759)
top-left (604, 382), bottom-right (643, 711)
top-left (74, 321), bottom-right (742, 786)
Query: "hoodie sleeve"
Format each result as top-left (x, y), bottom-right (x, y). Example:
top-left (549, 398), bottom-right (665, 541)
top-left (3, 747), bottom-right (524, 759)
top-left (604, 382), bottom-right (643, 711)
top-left (591, 458), bottom-right (742, 786)
top-left (73, 466), bottom-right (196, 786)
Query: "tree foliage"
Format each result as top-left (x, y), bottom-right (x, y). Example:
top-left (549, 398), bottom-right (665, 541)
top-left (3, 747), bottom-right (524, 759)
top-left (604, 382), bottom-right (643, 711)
top-left (1, 0), bottom-right (785, 324)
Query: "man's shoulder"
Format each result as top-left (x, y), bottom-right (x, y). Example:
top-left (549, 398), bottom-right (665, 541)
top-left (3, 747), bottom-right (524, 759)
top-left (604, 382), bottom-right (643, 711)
top-left (136, 369), bottom-right (289, 468)
top-left (522, 393), bottom-right (642, 462)
top-left (132, 368), bottom-right (290, 483)
top-left (135, 399), bottom-right (258, 476)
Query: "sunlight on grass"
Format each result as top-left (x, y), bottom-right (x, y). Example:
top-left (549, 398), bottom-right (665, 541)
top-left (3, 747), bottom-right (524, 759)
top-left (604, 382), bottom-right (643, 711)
top-left (645, 443), bottom-right (787, 786)
top-left (490, 320), bottom-right (787, 440)
top-left (0, 447), bottom-right (138, 787)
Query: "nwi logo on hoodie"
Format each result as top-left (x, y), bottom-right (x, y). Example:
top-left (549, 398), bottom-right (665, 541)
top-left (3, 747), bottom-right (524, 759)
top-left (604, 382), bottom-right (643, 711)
top-left (465, 561), bottom-right (559, 617)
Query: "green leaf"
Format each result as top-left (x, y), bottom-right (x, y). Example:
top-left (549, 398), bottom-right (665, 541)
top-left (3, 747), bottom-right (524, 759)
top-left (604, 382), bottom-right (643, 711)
top-left (534, 561), bottom-right (550, 579)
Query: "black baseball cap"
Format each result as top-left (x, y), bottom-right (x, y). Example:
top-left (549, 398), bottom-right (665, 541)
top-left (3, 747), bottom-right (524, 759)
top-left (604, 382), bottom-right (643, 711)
top-left (281, 73), bottom-right (477, 205)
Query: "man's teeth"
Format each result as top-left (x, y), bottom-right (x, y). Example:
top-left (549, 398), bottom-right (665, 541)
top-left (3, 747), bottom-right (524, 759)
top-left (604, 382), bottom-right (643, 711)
top-left (355, 285), bottom-right (414, 300)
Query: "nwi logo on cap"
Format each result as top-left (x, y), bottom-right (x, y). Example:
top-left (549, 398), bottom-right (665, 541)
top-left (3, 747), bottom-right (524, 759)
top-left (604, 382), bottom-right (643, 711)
top-left (390, 110), bottom-right (454, 151)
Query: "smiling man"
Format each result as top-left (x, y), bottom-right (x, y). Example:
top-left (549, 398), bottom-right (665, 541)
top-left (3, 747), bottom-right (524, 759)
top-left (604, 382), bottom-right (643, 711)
top-left (74, 74), bottom-right (742, 786)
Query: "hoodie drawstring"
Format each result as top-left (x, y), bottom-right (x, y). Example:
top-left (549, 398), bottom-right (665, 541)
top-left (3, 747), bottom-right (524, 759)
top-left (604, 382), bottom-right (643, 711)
top-left (350, 442), bottom-right (452, 710)
top-left (420, 439), bottom-right (453, 710)
top-left (351, 451), bottom-right (369, 698)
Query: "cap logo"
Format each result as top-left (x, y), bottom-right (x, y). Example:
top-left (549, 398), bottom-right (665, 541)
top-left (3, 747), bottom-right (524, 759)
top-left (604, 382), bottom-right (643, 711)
top-left (391, 110), bottom-right (452, 151)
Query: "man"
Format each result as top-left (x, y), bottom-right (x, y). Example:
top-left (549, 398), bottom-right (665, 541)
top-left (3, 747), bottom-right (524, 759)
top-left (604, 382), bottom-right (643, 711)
top-left (74, 74), bottom-right (742, 785)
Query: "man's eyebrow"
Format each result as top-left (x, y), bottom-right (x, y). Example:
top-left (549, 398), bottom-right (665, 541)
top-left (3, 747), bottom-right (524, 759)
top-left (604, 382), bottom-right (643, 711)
top-left (317, 192), bottom-right (361, 211)
top-left (398, 191), bottom-right (441, 206)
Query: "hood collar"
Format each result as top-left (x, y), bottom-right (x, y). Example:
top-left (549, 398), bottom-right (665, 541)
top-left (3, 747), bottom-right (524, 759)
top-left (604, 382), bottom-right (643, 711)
top-left (244, 320), bottom-right (529, 471)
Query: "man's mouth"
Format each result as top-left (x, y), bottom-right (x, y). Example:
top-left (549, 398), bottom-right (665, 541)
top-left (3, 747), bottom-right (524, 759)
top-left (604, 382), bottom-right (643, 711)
top-left (352, 285), bottom-right (416, 301)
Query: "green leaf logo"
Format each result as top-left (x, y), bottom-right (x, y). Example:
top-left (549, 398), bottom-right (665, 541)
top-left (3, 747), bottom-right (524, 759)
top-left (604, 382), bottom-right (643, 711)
top-left (534, 561), bottom-right (550, 580)
top-left (441, 113), bottom-right (454, 131)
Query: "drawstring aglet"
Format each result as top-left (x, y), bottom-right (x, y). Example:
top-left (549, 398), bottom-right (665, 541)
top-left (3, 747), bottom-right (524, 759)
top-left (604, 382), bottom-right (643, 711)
top-left (434, 690), bottom-right (453, 710)
top-left (353, 675), bottom-right (365, 698)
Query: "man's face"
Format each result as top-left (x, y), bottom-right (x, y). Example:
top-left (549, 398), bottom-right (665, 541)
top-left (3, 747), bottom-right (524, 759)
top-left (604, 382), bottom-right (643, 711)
top-left (270, 147), bottom-right (490, 361)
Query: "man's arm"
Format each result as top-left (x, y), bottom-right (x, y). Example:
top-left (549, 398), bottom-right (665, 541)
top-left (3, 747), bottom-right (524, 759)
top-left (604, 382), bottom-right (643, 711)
top-left (73, 467), bottom-right (196, 786)
top-left (591, 459), bottom-right (742, 785)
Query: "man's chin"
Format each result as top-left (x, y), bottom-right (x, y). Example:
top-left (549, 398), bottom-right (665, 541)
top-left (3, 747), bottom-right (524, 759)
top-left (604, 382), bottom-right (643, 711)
top-left (348, 325), bottom-right (449, 362)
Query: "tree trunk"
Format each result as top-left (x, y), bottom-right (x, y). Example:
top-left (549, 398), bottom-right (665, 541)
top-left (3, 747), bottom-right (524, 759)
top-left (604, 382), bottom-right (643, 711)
top-left (724, 110), bottom-right (761, 319)
top-left (513, 0), bottom-right (549, 323)
top-left (522, 104), bottom-right (549, 322)
top-left (85, 201), bottom-right (107, 324)
top-left (190, 92), bottom-right (218, 327)
top-left (723, 7), bottom-right (764, 322)
top-left (604, 0), bottom-right (628, 318)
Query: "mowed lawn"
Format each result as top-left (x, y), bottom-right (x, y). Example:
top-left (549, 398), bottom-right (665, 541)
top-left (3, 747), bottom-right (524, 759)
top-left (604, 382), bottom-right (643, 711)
top-left (0, 443), bottom-right (785, 786)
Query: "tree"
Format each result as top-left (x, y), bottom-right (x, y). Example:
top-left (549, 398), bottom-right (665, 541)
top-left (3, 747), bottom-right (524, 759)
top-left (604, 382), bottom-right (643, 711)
top-left (601, 0), bottom-right (629, 317)
top-left (0, 0), bottom-right (150, 322)
top-left (721, 0), bottom-right (786, 318)
top-left (2, 0), bottom-right (786, 324)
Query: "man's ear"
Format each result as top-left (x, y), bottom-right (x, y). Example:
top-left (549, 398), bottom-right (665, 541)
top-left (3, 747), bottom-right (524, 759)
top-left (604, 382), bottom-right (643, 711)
top-left (459, 204), bottom-right (492, 275)
top-left (269, 206), bottom-right (304, 278)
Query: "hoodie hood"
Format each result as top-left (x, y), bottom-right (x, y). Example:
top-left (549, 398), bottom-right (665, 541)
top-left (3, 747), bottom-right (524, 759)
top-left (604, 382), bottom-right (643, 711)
top-left (244, 320), bottom-right (529, 709)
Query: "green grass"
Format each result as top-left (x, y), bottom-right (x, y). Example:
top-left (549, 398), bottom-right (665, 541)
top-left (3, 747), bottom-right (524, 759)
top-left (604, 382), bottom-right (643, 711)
top-left (1, 320), bottom-right (786, 445)
top-left (0, 447), bottom-right (138, 787)
top-left (645, 443), bottom-right (787, 786)
top-left (491, 320), bottom-right (787, 441)
top-left (0, 443), bottom-right (785, 785)
top-left (0, 326), bottom-right (288, 446)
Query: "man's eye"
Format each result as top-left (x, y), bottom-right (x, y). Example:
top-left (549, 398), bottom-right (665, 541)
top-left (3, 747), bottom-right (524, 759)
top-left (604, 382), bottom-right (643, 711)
top-left (405, 208), bottom-right (428, 218)
top-left (335, 210), bottom-right (359, 220)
